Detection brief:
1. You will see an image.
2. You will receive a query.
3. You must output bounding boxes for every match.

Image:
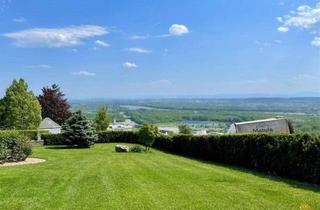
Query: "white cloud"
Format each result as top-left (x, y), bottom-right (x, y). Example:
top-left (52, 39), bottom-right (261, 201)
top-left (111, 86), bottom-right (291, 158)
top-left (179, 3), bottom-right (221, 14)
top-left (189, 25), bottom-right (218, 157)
top-left (169, 24), bottom-right (189, 36)
top-left (123, 62), bottom-right (137, 69)
top-left (12, 18), bottom-right (27, 23)
top-left (311, 36), bottom-right (320, 47)
top-left (125, 47), bottom-right (151, 54)
top-left (26, 64), bottom-right (52, 69)
top-left (72, 70), bottom-right (96, 76)
top-left (129, 35), bottom-right (148, 40)
top-left (95, 40), bottom-right (109, 47)
top-left (3, 25), bottom-right (108, 48)
top-left (277, 26), bottom-right (289, 32)
top-left (277, 2), bottom-right (320, 47)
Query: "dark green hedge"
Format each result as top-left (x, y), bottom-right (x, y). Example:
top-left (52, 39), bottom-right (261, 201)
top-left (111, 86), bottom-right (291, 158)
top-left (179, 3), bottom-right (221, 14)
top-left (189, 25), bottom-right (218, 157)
top-left (153, 134), bottom-right (320, 184)
top-left (42, 133), bottom-right (64, 145)
top-left (97, 131), bottom-right (139, 143)
top-left (43, 131), bottom-right (138, 145)
top-left (0, 131), bottom-right (32, 163)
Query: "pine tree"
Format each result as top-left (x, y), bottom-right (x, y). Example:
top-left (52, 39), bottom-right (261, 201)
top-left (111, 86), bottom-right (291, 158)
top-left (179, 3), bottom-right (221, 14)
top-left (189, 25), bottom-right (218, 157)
top-left (38, 84), bottom-right (71, 125)
top-left (62, 111), bottom-right (97, 148)
top-left (2, 79), bottom-right (42, 129)
top-left (94, 106), bottom-right (111, 132)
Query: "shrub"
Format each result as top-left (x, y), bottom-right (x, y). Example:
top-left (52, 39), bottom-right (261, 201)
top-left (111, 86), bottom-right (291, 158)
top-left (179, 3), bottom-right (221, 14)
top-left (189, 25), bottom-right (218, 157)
top-left (62, 111), bottom-right (97, 148)
top-left (153, 133), bottom-right (320, 184)
top-left (138, 124), bottom-right (160, 150)
top-left (178, 125), bottom-right (192, 134)
top-left (97, 131), bottom-right (138, 143)
top-left (42, 133), bottom-right (65, 145)
top-left (130, 145), bottom-right (146, 153)
top-left (0, 131), bottom-right (32, 163)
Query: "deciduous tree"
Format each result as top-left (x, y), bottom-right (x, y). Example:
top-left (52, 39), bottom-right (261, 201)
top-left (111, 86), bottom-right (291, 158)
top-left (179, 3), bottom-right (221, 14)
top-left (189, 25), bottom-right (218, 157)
top-left (2, 79), bottom-right (42, 129)
top-left (38, 84), bottom-right (71, 125)
top-left (94, 106), bottom-right (111, 132)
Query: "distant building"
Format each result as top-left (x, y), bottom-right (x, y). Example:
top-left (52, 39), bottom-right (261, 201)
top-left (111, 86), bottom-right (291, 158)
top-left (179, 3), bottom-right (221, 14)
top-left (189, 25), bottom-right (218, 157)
top-left (39, 117), bottom-right (62, 134)
top-left (193, 130), bottom-right (207, 135)
top-left (227, 118), bottom-right (290, 134)
top-left (159, 127), bottom-right (179, 135)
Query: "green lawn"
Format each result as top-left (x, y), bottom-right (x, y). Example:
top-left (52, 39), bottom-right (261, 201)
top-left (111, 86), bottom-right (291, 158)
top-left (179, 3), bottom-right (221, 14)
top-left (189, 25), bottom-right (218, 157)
top-left (0, 144), bottom-right (319, 210)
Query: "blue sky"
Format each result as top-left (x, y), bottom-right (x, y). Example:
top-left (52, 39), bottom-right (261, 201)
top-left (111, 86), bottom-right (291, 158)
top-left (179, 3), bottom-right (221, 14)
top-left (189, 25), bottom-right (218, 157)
top-left (0, 0), bottom-right (319, 98)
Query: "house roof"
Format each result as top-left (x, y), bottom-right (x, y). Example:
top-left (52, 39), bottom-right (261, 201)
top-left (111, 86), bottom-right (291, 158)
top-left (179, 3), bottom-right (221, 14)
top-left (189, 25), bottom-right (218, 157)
top-left (39, 117), bottom-right (61, 129)
top-left (233, 118), bottom-right (285, 126)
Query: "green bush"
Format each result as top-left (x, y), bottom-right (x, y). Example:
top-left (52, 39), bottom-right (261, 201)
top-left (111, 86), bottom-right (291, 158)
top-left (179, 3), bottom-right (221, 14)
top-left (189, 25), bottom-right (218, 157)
top-left (43, 131), bottom-right (139, 145)
top-left (97, 131), bottom-right (138, 143)
top-left (130, 145), bottom-right (146, 153)
top-left (0, 131), bottom-right (32, 163)
top-left (138, 124), bottom-right (159, 150)
top-left (42, 133), bottom-right (64, 145)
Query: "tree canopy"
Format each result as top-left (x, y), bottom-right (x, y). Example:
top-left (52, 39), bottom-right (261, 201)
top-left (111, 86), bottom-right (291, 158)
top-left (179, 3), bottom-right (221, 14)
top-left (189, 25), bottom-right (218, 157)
top-left (138, 124), bottom-right (159, 150)
top-left (94, 106), bottom-right (111, 132)
top-left (178, 125), bottom-right (192, 134)
top-left (38, 84), bottom-right (71, 125)
top-left (1, 79), bottom-right (42, 129)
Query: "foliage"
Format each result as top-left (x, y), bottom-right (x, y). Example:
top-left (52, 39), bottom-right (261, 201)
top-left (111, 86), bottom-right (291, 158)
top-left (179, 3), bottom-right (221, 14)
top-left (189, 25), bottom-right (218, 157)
top-left (62, 111), bottom-right (97, 148)
top-left (138, 124), bottom-right (159, 150)
top-left (0, 99), bottom-right (5, 128)
top-left (97, 131), bottom-right (138, 144)
top-left (43, 131), bottom-right (138, 145)
top-left (178, 124), bottom-right (192, 134)
top-left (130, 145), bottom-right (146, 153)
top-left (1, 79), bottom-right (42, 129)
top-left (0, 131), bottom-right (32, 163)
top-left (94, 106), bottom-right (111, 132)
top-left (38, 84), bottom-right (71, 125)
top-left (42, 133), bottom-right (65, 145)
top-left (153, 133), bottom-right (320, 184)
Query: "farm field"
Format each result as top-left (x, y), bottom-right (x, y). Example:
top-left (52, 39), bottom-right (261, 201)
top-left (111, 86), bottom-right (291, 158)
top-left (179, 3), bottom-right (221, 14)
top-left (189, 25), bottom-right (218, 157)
top-left (0, 143), bottom-right (319, 210)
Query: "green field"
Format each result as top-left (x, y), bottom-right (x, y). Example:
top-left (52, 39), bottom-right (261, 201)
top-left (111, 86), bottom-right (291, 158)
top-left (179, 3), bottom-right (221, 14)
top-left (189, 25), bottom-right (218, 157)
top-left (1, 143), bottom-right (319, 210)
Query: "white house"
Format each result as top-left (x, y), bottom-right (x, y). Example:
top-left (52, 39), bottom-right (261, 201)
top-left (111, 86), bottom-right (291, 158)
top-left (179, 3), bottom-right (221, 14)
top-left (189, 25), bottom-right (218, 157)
top-left (39, 117), bottom-right (62, 134)
top-left (227, 118), bottom-right (290, 134)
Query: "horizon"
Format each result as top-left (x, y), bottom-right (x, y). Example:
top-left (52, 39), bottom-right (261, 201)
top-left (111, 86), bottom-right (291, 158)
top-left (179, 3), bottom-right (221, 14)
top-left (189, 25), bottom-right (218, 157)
top-left (0, 0), bottom-right (319, 98)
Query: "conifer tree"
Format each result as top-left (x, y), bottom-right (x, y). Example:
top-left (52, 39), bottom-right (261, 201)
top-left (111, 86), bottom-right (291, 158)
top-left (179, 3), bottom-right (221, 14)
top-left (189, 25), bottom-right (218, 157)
top-left (62, 111), bottom-right (97, 148)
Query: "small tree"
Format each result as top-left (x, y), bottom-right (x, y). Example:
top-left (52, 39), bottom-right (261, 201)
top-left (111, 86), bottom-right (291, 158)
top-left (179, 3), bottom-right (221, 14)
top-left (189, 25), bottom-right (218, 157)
top-left (38, 84), bottom-right (71, 125)
top-left (138, 124), bottom-right (159, 151)
top-left (94, 106), bottom-right (111, 132)
top-left (178, 124), bottom-right (192, 134)
top-left (2, 79), bottom-right (42, 129)
top-left (62, 111), bottom-right (97, 148)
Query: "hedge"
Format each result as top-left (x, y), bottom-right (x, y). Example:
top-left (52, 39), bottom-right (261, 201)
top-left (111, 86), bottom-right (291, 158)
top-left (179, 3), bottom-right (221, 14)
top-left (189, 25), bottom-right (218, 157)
top-left (43, 131), bottom-right (138, 145)
top-left (153, 134), bottom-right (320, 184)
top-left (0, 131), bottom-right (32, 163)
top-left (41, 131), bottom-right (320, 184)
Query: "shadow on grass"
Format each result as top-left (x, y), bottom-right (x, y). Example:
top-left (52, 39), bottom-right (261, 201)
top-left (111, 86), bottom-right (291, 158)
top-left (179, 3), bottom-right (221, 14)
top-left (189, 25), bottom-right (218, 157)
top-left (155, 148), bottom-right (320, 193)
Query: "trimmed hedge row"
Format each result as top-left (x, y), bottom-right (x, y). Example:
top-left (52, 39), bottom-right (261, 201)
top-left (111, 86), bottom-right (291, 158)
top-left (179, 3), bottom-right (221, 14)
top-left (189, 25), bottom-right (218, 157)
top-left (0, 131), bottom-right (32, 163)
top-left (153, 134), bottom-right (320, 184)
top-left (43, 131), bottom-right (139, 145)
top-left (42, 131), bottom-right (320, 184)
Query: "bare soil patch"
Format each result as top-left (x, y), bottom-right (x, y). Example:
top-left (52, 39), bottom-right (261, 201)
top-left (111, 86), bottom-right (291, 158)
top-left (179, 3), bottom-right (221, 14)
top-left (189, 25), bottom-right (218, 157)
top-left (0, 158), bottom-right (46, 167)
